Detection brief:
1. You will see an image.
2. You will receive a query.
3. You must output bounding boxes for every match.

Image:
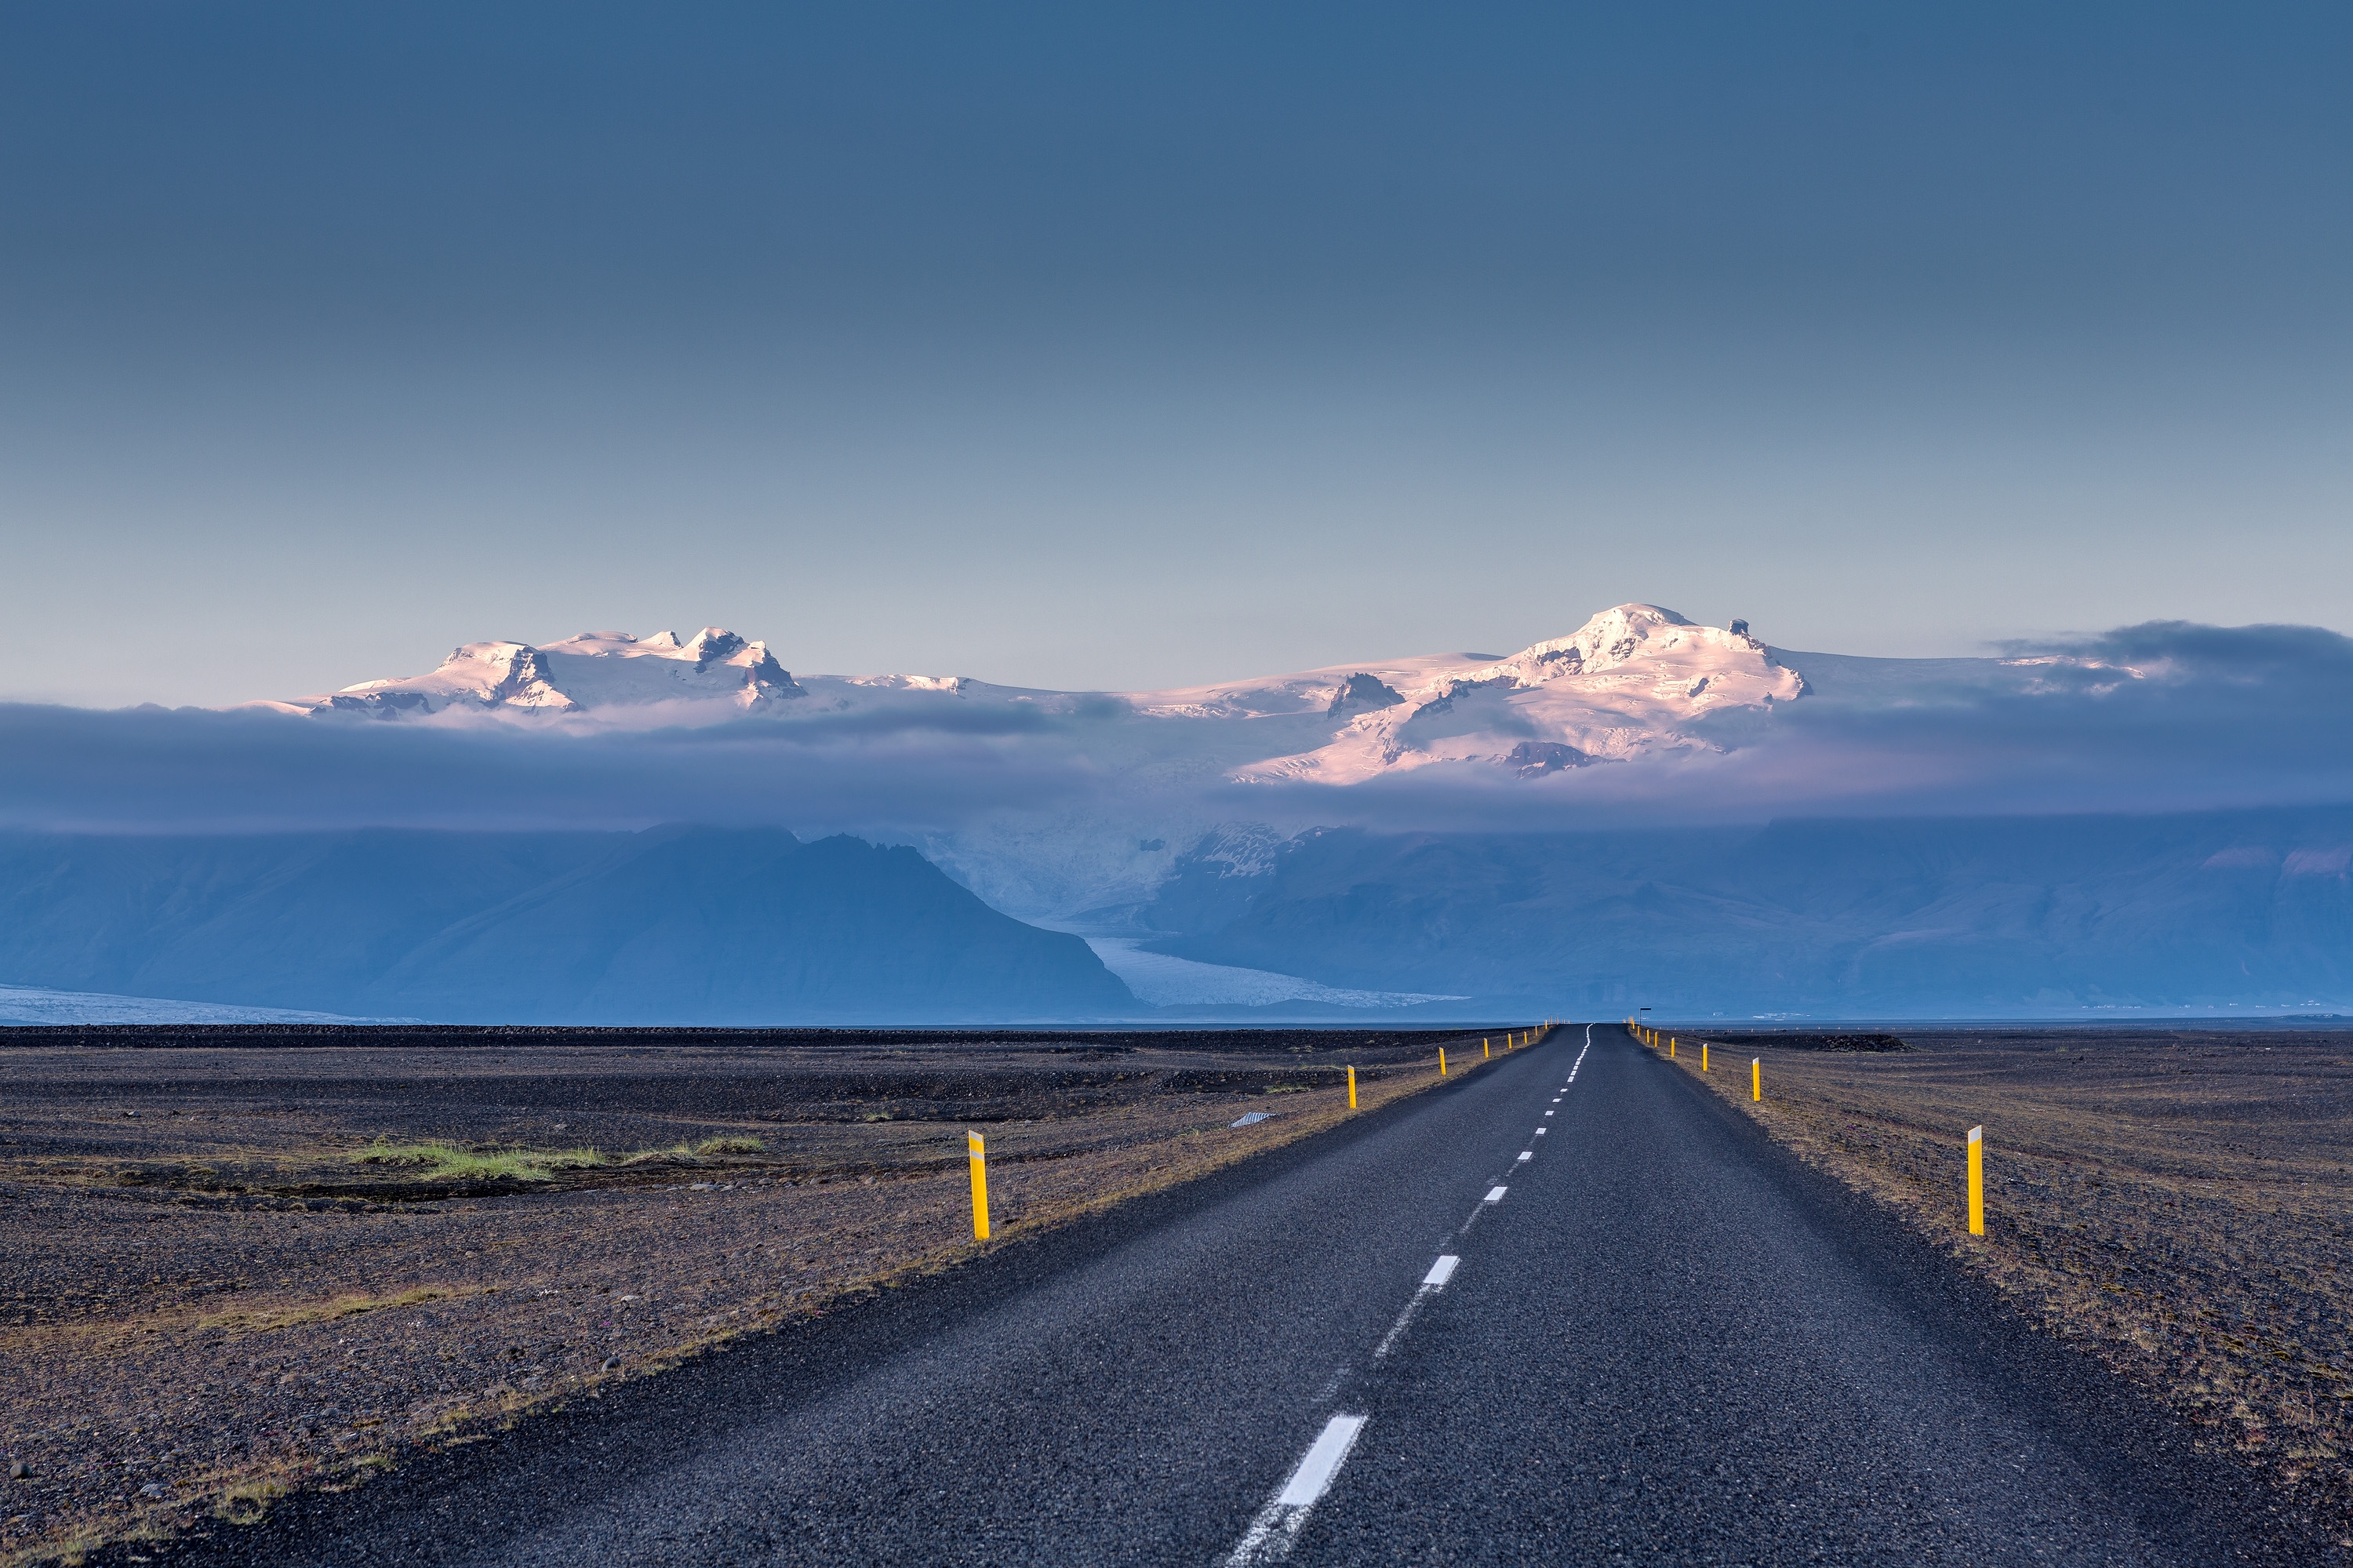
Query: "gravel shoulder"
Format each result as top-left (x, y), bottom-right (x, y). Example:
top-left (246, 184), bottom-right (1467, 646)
top-left (1656, 1022), bottom-right (2353, 1540)
top-left (0, 1025), bottom-right (1538, 1565)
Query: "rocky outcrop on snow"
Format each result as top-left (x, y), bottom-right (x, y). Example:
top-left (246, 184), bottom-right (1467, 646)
top-left (1325, 673), bottom-right (1406, 715)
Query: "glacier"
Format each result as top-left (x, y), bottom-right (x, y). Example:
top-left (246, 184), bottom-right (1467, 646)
top-left (0, 984), bottom-right (390, 1026)
top-left (1082, 938), bottom-right (1464, 1010)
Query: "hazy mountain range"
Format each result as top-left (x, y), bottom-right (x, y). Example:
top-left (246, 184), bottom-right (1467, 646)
top-left (1140, 809), bottom-right (2353, 1017)
top-left (2, 602), bottom-right (2348, 1020)
top-left (0, 828), bottom-right (1132, 1024)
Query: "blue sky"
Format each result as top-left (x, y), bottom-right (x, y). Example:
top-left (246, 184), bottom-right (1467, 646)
top-left (4, 2), bottom-right (2348, 706)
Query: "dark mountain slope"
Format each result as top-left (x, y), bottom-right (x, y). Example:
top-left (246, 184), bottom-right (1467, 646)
top-left (0, 828), bottom-right (1134, 1023)
top-left (1143, 808), bottom-right (2353, 1014)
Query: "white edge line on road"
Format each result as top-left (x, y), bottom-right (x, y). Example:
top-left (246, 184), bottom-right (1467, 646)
top-left (1534, 1127), bottom-right (1546, 1134)
top-left (1485, 1185), bottom-right (1507, 1202)
top-left (1422, 1253), bottom-right (1460, 1287)
top-left (1516, 1151), bottom-right (1532, 1161)
top-left (1222, 1414), bottom-right (1369, 1566)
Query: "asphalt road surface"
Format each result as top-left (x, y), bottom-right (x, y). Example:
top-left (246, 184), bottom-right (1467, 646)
top-left (162, 1024), bottom-right (2340, 1566)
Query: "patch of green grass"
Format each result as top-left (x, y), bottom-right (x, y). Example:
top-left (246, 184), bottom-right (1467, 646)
top-left (213, 1475), bottom-right (287, 1525)
top-left (351, 1139), bottom-right (606, 1181)
top-left (351, 1134), bottom-right (763, 1181)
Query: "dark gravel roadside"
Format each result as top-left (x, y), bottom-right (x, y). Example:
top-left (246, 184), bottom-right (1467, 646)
top-left (107, 1028), bottom-right (2349, 1566)
top-left (0, 1029), bottom-right (1500, 1563)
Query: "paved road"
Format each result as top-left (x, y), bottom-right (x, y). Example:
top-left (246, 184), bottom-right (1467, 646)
top-left (170, 1025), bottom-right (2338, 1565)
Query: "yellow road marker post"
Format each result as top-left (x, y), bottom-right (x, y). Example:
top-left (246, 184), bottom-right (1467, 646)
top-left (1347, 1065), bottom-right (1358, 1109)
top-left (1967, 1126), bottom-right (1984, 1236)
top-left (966, 1130), bottom-right (992, 1240)
top-left (1669, 1038), bottom-right (1675, 1059)
top-left (1485, 1039), bottom-right (1491, 1060)
top-left (1751, 1058), bottom-right (1761, 1101)
top-left (1439, 1046), bottom-right (1448, 1076)
top-left (1701, 1042), bottom-right (1709, 1071)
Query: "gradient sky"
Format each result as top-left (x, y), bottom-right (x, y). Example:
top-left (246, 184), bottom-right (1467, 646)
top-left (4, 2), bottom-right (2348, 708)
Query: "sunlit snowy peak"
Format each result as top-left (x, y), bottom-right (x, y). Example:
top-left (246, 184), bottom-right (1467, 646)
top-left (282, 628), bottom-right (805, 718)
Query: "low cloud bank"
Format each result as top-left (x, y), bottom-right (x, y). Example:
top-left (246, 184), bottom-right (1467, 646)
top-left (0, 700), bottom-right (1107, 836)
top-left (2, 619), bottom-right (2349, 841)
top-left (1257, 619), bottom-right (2353, 833)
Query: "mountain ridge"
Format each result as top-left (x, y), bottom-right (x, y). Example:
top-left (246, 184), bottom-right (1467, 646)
top-left (250, 603), bottom-right (2090, 791)
top-left (0, 827), bottom-right (1138, 1024)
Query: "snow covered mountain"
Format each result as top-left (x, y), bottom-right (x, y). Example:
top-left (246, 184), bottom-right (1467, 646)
top-left (267, 628), bottom-right (805, 718)
top-left (1176, 605), bottom-right (1806, 783)
top-left (41, 603), bottom-right (2333, 1017)
top-left (245, 601), bottom-right (2167, 927)
top-left (264, 605), bottom-right (1824, 782)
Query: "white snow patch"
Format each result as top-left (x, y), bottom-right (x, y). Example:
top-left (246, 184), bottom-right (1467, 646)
top-left (1085, 938), bottom-right (1463, 1010)
top-left (0, 986), bottom-right (397, 1026)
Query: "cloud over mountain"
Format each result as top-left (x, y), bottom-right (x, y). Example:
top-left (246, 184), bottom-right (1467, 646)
top-left (2, 606), bottom-right (2348, 926)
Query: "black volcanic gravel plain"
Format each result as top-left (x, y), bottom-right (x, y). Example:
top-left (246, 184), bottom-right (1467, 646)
top-left (0, 1025), bottom-right (1515, 1562)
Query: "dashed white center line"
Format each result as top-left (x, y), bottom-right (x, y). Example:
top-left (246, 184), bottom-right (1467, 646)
top-left (1564, 1024), bottom-right (1591, 1083)
top-left (1224, 1414), bottom-right (1369, 1565)
top-left (1227, 1027), bottom-right (1597, 1562)
top-left (1372, 1254), bottom-right (1461, 1360)
top-left (1277, 1416), bottom-right (1365, 1505)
